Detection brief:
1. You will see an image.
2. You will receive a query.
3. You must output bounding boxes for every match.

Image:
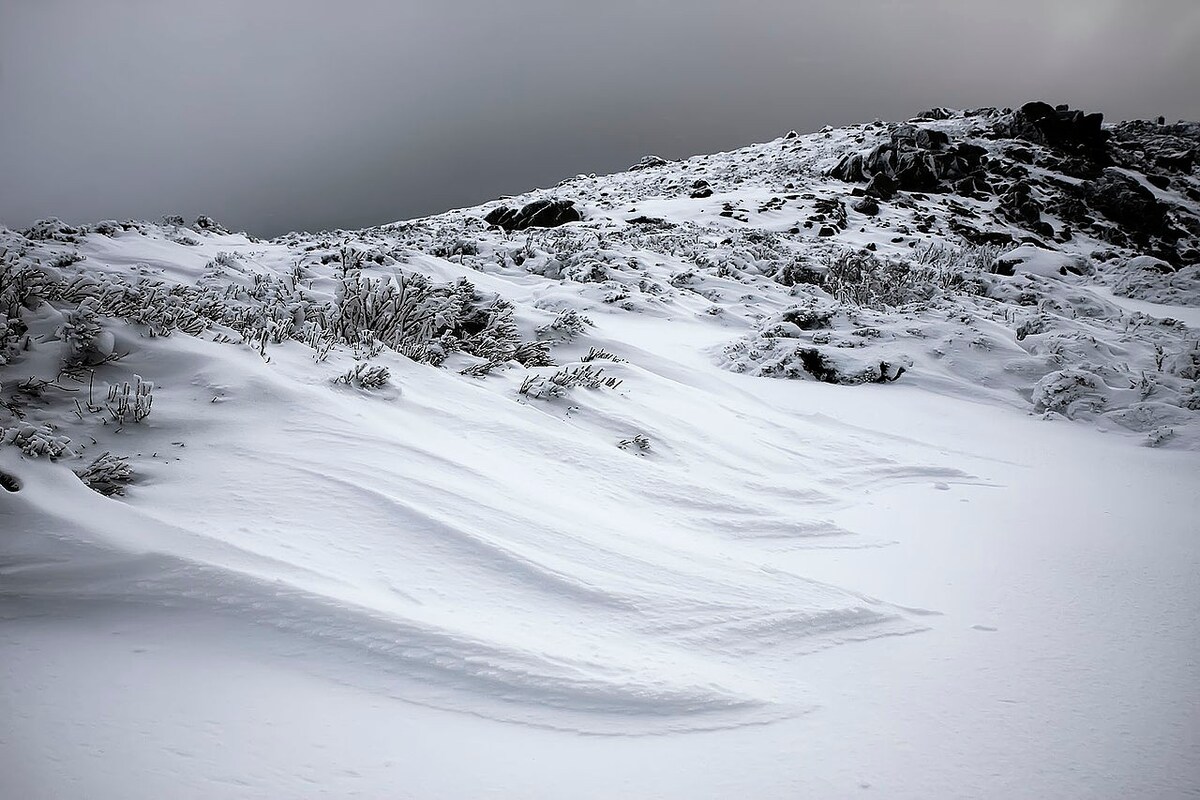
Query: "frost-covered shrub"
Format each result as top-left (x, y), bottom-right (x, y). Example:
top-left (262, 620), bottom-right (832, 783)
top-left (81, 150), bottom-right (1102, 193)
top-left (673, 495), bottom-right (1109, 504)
top-left (914, 241), bottom-right (1004, 273)
top-left (512, 340), bottom-right (554, 367)
top-left (212, 251), bottom-right (241, 269)
top-left (778, 303), bottom-right (836, 331)
top-left (56, 300), bottom-right (106, 366)
top-left (74, 452), bottom-right (134, 496)
top-left (334, 273), bottom-right (436, 350)
top-left (47, 252), bottom-right (86, 269)
top-left (722, 335), bottom-right (908, 385)
top-left (1031, 369), bottom-right (1109, 417)
top-left (518, 364), bottom-right (622, 399)
top-left (563, 260), bottom-right (610, 283)
top-left (193, 215), bottom-right (229, 234)
top-left (431, 238), bottom-right (479, 259)
top-left (333, 273), bottom-right (520, 363)
top-left (822, 247), bottom-right (985, 309)
top-left (335, 362), bottom-right (390, 389)
top-left (0, 258), bottom-right (49, 319)
top-left (52, 275), bottom-right (213, 338)
top-left (617, 434), bottom-right (651, 451)
top-left (536, 309), bottom-right (593, 342)
top-left (0, 313), bottom-right (27, 365)
top-left (823, 250), bottom-right (924, 307)
top-left (21, 218), bottom-right (84, 243)
top-left (105, 376), bottom-right (154, 424)
top-left (581, 346), bottom-right (623, 362)
top-left (773, 258), bottom-right (823, 287)
top-left (2, 423), bottom-right (75, 459)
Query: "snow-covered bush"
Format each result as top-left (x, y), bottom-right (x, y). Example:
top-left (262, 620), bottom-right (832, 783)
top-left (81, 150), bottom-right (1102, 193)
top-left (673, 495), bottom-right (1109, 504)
top-left (512, 340), bottom-right (554, 367)
top-left (822, 247), bottom-right (987, 309)
top-left (1031, 369), bottom-right (1110, 417)
top-left (722, 335), bottom-right (909, 385)
top-left (0, 258), bottom-right (49, 319)
top-left (105, 376), bottom-right (154, 424)
top-left (193, 215), bottom-right (229, 234)
top-left (56, 300), bottom-right (106, 367)
top-left (536, 309), bottom-right (594, 342)
top-left (581, 347), bottom-right (623, 363)
top-left (335, 362), bottom-right (391, 390)
top-left (518, 364), bottom-right (622, 399)
top-left (2, 422), bottom-right (75, 459)
top-left (334, 273), bottom-right (436, 351)
top-left (74, 452), bottom-right (134, 496)
top-left (617, 434), bottom-right (651, 452)
top-left (21, 218), bottom-right (85, 243)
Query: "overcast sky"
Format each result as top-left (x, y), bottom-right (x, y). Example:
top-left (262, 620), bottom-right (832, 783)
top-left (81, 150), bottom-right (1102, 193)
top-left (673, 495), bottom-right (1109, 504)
top-left (2, 0), bottom-right (1198, 237)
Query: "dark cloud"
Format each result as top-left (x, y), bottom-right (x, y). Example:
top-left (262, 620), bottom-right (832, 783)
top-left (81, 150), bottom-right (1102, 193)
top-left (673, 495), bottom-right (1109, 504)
top-left (2, 0), bottom-right (1198, 236)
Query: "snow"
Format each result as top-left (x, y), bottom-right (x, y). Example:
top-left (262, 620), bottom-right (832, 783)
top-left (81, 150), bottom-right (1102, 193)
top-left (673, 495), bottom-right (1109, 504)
top-left (3, 111), bottom-right (1200, 798)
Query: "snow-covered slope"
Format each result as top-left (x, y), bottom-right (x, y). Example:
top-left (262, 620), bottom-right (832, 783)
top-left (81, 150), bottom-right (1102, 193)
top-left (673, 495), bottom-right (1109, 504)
top-left (2, 104), bottom-right (1199, 798)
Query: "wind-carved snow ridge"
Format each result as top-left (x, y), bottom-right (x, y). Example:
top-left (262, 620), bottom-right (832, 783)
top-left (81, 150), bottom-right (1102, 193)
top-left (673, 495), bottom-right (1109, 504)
top-left (2, 102), bottom-right (1197, 742)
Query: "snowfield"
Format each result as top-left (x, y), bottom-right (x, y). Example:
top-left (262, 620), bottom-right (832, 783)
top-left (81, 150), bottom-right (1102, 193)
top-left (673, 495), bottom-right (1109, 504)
top-left (2, 105), bottom-right (1199, 798)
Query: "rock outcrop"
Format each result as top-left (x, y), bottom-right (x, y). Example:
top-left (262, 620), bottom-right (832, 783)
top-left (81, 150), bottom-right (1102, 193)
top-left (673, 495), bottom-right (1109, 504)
top-left (830, 124), bottom-right (989, 196)
top-left (484, 199), bottom-right (582, 231)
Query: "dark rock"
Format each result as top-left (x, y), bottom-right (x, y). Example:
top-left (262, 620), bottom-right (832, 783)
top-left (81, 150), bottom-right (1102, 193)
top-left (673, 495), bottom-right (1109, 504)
top-left (865, 172), bottom-right (897, 200)
top-left (990, 256), bottom-right (1018, 276)
top-left (950, 220), bottom-right (1015, 247)
top-left (484, 199), bottom-right (582, 231)
top-left (893, 150), bottom-right (942, 191)
top-left (994, 102), bottom-right (1110, 160)
top-left (629, 155), bottom-right (669, 171)
top-left (831, 124), bottom-right (993, 196)
top-left (831, 152), bottom-right (866, 182)
top-left (852, 196), bottom-right (880, 216)
top-left (1006, 145), bottom-right (1035, 163)
top-left (914, 107), bottom-right (954, 121)
top-left (999, 179), bottom-right (1043, 226)
top-left (193, 215), bottom-right (228, 233)
top-left (916, 128), bottom-right (950, 150)
top-left (954, 142), bottom-right (988, 167)
top-left (797, 348), bottom-right (906, 385)
top-left (1082, 169), bottom-right (1167, 236)
top-left (1156, 149), bottom-right (1195, 172)
top-left (626, 216), bottom-right (672, 227)
top-left (1146, 174), bottom-right (1171, 190)
top-left (954, 175), bottom-right (987, 195)
top-left (818, 226), bottom-right (837, 237)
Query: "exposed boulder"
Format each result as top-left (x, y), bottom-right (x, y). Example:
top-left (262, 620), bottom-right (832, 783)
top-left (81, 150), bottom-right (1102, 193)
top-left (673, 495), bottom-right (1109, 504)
top-left (995, 101), bottom-right (1109, 159)
top-left (830, 125), bottom-right (990, 195)
top-left (1082, 169), bottom-right (1167, 237)
top-left (998, 180), bottom-right (1043, 226)
top-left (865, 172), bottom-right (897, 200)
top-left (852, 196), bottom-right (880, 216)
top-left (916, 128), bottom-right (950, 150)
top-left (913, 107), bottom-right (955, 121)
top-left (1109, 119), bottom-right (1200, 175)
top-left (630, 155), bottom-right (669, 171)
top-left (831, 152), bottom-right (866, 183)
top-left (193, 215), bottom-right (229, 234)
top-left (484, 199), bottom-right (582, 231)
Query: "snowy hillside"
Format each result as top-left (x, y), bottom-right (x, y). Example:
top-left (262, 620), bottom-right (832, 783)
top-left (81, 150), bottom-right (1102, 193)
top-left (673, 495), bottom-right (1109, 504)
top-left (3, 103), bottom-right (1199, 798)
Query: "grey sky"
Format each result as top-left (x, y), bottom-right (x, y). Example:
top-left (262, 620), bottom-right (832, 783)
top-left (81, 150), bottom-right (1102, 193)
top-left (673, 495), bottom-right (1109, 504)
top-left (2, 0), bottom-right (1198, 237)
